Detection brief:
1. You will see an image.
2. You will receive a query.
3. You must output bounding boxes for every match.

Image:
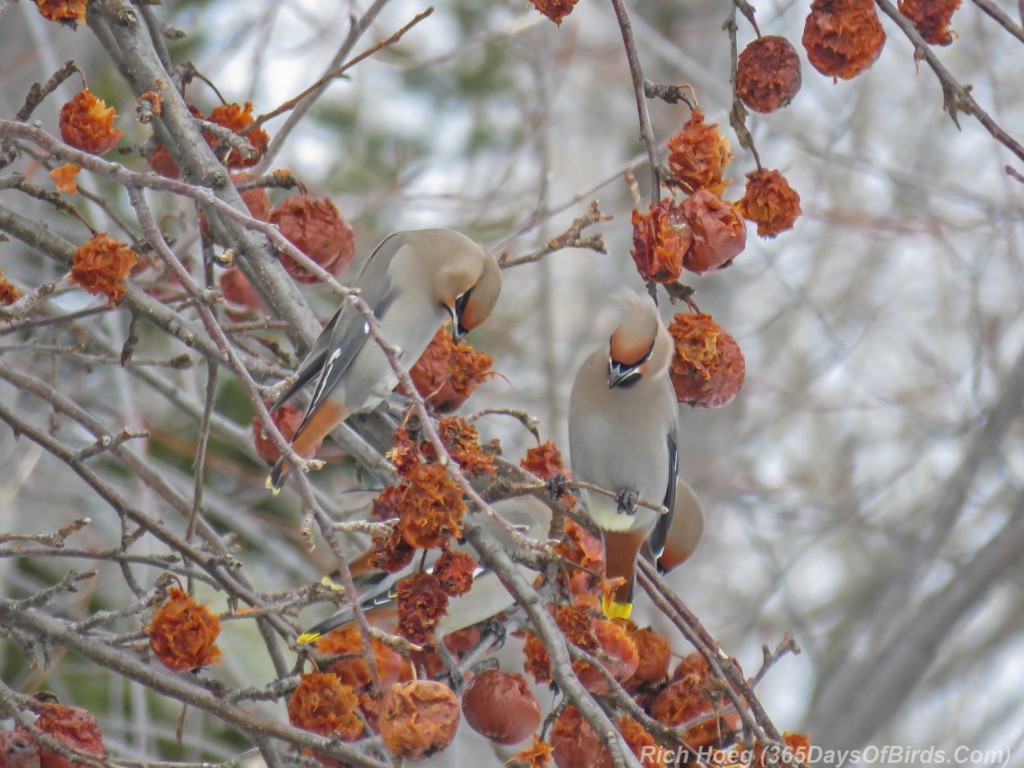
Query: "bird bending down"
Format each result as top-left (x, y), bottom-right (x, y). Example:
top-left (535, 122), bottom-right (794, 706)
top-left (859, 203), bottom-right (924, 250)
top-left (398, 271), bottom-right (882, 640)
top-left (568, 291), bottom-right (680, 619)
top-left (265, 229), bottom-right (501, 493)
top-left (295, 496), bottom-right (552, 644)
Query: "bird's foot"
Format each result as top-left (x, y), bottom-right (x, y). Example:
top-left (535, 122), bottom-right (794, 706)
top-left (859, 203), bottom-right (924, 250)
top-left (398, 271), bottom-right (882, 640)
top-left (616, 489), bottom-right (639, 515)
top-left (545, 473), bottom-right (570, 501)
top-left (478, 618), bottom-right (508, 649)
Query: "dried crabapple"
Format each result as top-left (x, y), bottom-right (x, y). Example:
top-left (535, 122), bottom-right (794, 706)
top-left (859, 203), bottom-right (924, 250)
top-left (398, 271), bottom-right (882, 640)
top-left (529, 0), bottom-right (580, 25)
top-left (220, 268), bottom-right (266, 313)
top-left (461, 668), bottom-right (542, 745)
top-left (35, 1), bottom-right (86, 23)
top-left (898, 0), bottom-right (961, 45)
top-left (287, 672), bottom-right (363, 742)
top-left (315, 626), bottom-right (413, 693)
top-left (33, 703), bottom-right (104, 768)
top-left (379, 680), bottom-right (460, 761)
top-left (405, 327), bottom-right (495, 412)
top-left (270, 195), bottom-right (355, 284)
top-left (59, 90), bottom-right (123, 154)
top-left (667, 110), bottom-right (733, 196)
top-left (71, 233), bottom-right (138, 303)
top-left (736, 36), bottom-right (803, 113)
top-left (803, 0), bottom-right (886, 81)
top-left (738, 168), bottom-right (802, 238)
top-left (252, 402), bottom-right (322, 465)
top-left (146, 588), bottom-right (222, 671)
top-left (668, 312), bottom-right (746, 409)
top-left (630, 200), bottom-right (691, 284)
top-left (0, 269), bottom-right (21, 306)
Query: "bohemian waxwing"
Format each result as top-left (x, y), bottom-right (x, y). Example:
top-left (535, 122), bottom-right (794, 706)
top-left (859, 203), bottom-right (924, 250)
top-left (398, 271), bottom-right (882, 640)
top-left (567, 291), bottom-right (679, 619)
top-left (266, 229), bottom-right (501, 493)
top-left (296, 495), bottom-right (552, 644)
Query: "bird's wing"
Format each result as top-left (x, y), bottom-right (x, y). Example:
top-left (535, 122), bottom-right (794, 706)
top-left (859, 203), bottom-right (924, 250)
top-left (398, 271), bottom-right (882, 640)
top-left (270, 306), bottom-right (342, 413)
top-left (287, 234), bottom-right (407, 435)
top-left (646, 427), bottom-right (679, 559)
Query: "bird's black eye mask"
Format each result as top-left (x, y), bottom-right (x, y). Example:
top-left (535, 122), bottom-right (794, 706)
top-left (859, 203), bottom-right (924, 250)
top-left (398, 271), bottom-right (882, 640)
top-left (453, 287), bottom-right (474, 338)
top-left (608, 337), bottom-right (656, 389)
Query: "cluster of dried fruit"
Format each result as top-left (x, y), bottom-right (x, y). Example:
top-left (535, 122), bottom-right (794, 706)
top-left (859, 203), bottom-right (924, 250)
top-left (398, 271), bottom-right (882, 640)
top-left (56, 86), bottom-right (139, 307)
top-left (627, 40), bottom-right (805, 412)
top-left (403, 326), bottom-right (496, 412)
top-left (146, 101), bottom-right (269, 178)
top-left (357, 420), bottom-right (493, 646)
top-left (288, 644), bottom-right (464, 762)
top-left (637, 108), bottom-right (801, 284)
top-left (51, 80), bottom-right (357, 299)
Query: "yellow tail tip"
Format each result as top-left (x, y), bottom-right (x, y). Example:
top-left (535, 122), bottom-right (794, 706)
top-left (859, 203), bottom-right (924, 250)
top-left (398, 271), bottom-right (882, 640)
top-left (320, 576), bottom-right (344, 592)
top-left (296, 632), bottom-right (321, 645)
top-left (601, 595), bottom-right (633, 619)
top-left (264, 475), bottom-right (282, 495)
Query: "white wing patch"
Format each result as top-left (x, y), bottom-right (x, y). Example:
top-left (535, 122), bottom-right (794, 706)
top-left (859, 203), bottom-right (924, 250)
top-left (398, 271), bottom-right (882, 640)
top-left (309, 348), bottom-right (343, 407)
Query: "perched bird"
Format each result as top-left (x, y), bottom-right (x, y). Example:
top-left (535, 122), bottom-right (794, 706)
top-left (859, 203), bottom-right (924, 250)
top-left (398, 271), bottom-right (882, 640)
top-left (568, 291), bottom-right (679, 619)
top-left (296, 496), bottom-right (552, 644)
top-left (266, 229), bottom-right (501, 493)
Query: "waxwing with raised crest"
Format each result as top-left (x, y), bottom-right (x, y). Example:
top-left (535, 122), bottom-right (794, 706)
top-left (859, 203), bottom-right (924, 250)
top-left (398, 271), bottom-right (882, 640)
top-left (568, 291), bottom-right (680, 618)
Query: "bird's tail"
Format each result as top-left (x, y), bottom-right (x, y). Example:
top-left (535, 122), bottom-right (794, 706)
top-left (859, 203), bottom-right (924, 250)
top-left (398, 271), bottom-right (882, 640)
top-left (297, 572), bottom-right (398, 644)
top-left (601, 580), bottom-right (635, 619)
top-left (601, 528), bottom-right (646, 619)
top-left (296, 610), bottom-right (351, 645)
top-left (265, 458), bottom-right (288, 495)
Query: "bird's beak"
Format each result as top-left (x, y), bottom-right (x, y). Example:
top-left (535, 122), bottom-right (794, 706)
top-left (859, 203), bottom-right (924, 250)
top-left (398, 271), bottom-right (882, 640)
top-left (608, 360), bottom-right (639, 389)
top-left (444, 303), bottom-right (465, 344)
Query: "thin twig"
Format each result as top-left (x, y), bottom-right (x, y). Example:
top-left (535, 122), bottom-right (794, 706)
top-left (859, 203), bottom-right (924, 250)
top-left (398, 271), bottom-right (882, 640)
top-left (608, 0), bottom-right (662, 205)
top-left (570, 480), bottom-right (670, 517)
top-left (637, 562), bottom-right (789, 757)
top-left (970, 0), bottom-right (1024, 44)
top-left (726, 1), bottom-right (762, 169)
top-left (0, 518), bottom-right (91, 548)
top-left (253, 8), bottom-right (435, 130)
top-left (875, 0), bottom-right (1024, 164)
top-left (498, 201), bottom-right (610, 268)
top-left (257, 0), bottom-right (395, 167)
